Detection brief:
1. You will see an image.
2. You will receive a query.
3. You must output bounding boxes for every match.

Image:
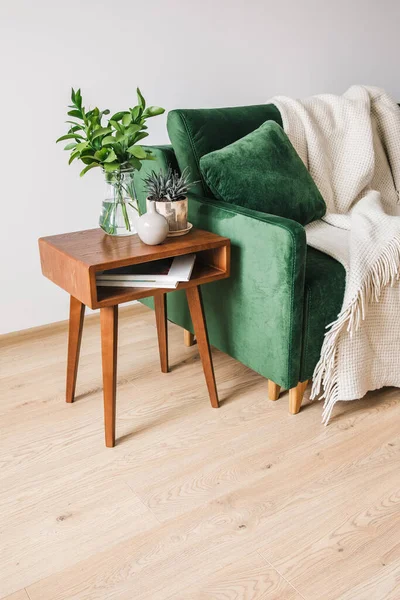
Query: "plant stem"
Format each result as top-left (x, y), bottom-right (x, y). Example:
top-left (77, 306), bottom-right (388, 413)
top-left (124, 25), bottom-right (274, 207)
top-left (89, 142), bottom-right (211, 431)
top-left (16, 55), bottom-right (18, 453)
top-left (121, 201), bottom-right (131, 231)
top-left (114, 172), bottom-right (131, 232)
top-left (110, 201), bottom-right (116, 234)
top-left (121, 178), bottom-right (141, 216)
top-left (101, 170), bottom-right (139, 234)
top-left (102, 202), bottom-right (113, 233)
top-left (128, 201), bottom-right (141, 216)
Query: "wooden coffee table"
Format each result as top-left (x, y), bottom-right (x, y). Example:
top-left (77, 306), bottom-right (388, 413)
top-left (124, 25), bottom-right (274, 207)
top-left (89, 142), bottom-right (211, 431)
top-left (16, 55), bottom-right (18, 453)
top-left (39, 228), bottom-right (230, 447)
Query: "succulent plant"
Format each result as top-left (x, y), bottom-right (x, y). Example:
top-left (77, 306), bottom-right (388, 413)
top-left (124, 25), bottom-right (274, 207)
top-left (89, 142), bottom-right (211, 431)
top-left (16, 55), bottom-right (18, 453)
top-left (143, 167), bottom-right (197, 202)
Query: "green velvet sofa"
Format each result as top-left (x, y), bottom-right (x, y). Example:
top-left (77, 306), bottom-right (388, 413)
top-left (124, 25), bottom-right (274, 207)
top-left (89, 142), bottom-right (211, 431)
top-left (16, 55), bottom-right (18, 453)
top-left (135, 104), bottom-right (346, 413)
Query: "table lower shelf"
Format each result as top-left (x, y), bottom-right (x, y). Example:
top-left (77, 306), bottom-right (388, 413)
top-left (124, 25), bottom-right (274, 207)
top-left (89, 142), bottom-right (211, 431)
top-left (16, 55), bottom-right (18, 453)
top-left (95, 263), bottom-right (227, 307)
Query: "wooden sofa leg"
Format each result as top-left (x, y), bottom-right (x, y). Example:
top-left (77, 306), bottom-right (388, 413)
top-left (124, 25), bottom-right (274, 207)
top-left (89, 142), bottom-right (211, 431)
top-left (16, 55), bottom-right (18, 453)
top-left (268, 380), bottom-right (281, 401)
top-left (289, 380), bottom-right (308, 414)
top-left (184, 329), bottom-right (195, 347)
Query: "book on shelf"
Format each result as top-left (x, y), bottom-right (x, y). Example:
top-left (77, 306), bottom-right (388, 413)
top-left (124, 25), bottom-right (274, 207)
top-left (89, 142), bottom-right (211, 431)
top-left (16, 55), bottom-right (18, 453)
top-left (96, 253), bottom-right (196, 289)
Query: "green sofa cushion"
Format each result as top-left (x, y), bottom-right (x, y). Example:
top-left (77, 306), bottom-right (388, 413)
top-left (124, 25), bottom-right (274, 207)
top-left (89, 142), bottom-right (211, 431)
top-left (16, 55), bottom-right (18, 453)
top-left (300, 246), bottom-right (346, 381)
top-left (167, 104), bottom-right (282, 198)
top-left (199, 120), bottom-right (326, 226)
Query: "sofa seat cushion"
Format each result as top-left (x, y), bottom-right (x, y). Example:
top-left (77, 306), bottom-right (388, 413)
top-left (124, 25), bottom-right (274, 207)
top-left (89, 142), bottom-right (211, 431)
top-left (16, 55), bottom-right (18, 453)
top-left (167, 104), bottom-right (282, 198)
top-left (300, 246), bottom-right (346, 381)
top-left (199, 120), bottom-right (326, 226)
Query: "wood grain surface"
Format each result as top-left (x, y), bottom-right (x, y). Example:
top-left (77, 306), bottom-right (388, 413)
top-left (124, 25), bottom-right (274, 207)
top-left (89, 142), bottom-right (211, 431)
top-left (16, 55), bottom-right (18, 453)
top-left (39, 227), bottom-right (229, 269)
top-left (186, 286), bottom-right (219, 408)
top-left (39, 227), bottom-right (230, 309)
top-left (100, 305), bottom-right (118, 447)
top-left (1, 303), bottom-right (400, 600)
top-left (154, 293), bottom-right (169, 374)
top-left (1, 591), bottom-right (30, 600)
top-left (66, 296), bottom-right (85, 403)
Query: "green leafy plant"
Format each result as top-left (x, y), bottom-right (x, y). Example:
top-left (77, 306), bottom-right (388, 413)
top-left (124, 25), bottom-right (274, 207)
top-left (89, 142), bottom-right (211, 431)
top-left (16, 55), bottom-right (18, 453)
top-left (56, 87), bottom-right (165, 177)
top-left (57, 88), bottom-right (165, 235)
top-left (143, 167), bottom-right (197, 201)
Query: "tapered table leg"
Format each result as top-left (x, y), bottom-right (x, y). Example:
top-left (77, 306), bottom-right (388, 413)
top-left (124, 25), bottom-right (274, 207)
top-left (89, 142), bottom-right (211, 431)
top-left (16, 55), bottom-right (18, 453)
top-left (100, 305), bottom-right (118, 448)
top-left (66, 296), bottom-right (85, 403)
top-left (154, 293), bottom-right (169, 373)
top-left (185, 286), bottom-right (219, 408)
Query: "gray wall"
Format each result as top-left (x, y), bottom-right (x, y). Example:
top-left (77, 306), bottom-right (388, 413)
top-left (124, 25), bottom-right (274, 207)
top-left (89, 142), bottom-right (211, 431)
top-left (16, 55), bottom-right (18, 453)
top-left (1, 0), bottom-right (399, 333)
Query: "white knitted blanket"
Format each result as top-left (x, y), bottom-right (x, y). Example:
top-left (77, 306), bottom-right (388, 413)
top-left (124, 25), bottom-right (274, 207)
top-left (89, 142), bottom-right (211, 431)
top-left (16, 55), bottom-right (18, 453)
top-left (271, 86), bottom-right (400, 423)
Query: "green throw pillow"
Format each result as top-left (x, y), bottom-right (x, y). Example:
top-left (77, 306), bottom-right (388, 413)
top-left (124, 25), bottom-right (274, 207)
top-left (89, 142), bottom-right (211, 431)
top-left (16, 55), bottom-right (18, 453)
top-left (199, 120), bottom-right (326, 225)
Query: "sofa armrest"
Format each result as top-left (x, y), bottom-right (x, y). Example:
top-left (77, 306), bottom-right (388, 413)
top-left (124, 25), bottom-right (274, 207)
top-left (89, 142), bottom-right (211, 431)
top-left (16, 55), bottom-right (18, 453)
top-left (187, 193), bottom-right (306, 389)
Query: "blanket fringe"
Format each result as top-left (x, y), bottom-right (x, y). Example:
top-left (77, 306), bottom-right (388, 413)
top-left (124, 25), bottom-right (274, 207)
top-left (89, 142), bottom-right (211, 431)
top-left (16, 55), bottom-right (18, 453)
top-left (311, 235), bottom-right (400, 425)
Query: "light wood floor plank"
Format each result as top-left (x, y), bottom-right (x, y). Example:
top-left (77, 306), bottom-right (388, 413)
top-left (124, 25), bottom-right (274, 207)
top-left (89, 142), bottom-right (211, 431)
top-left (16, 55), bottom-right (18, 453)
top-left (336, 557), bottom-right (400, 600)
top-left (122, 385), bottom-right (400, 523)
top-left (0, 458), bottom-right (158, 595)
top-left (171, 552), bottom-right (304, 599)
top-left (1, 590), bottom-right (29, 600)
top-left (1, 303), bottom-right (399, 600)
top-left (25, 396), bottom-right (400, 599)
top-left (258, 472), bottom-right (400, 599)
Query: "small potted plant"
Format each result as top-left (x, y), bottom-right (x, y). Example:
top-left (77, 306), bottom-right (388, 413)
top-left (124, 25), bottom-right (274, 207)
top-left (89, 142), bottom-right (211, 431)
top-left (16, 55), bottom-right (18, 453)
top-left (143, 167), bottom-right (197, 233)
top-left (56, 88), bottom-right (165, 236)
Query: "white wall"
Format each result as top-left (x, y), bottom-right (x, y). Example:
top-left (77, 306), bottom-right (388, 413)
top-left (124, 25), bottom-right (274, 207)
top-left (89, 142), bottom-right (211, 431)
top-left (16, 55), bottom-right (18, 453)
top-left (1, 0), bottom-right (399, 334)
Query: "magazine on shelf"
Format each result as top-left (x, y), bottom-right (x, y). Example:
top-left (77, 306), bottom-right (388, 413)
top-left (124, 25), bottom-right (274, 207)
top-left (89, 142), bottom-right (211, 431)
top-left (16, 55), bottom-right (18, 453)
top-left (96, 280), bottom-right (179, 289)
top-left (96, 253), bottom-right (196, 289)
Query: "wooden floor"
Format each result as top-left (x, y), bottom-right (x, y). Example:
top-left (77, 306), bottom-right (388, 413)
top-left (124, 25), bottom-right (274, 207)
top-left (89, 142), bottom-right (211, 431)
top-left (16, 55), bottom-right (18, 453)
top-left (1, 303), bottom-right (400, 600)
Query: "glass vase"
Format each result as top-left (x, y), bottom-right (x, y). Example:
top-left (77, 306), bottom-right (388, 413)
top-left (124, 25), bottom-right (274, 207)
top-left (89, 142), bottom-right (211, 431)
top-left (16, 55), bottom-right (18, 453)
top-left (99, 168), bottom-right (140, 236)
